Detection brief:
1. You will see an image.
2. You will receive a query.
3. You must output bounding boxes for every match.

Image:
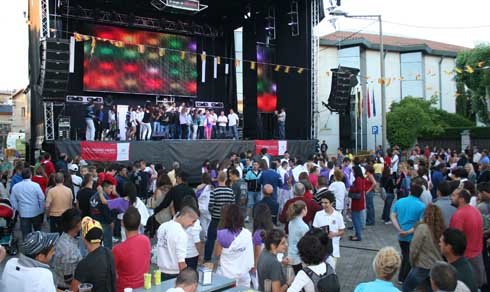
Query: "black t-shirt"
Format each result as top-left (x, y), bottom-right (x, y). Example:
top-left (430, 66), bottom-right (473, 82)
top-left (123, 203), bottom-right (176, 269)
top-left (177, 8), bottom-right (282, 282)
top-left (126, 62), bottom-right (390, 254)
top-left (75, 246), bottom-right (116, 292)
top-left (89, 193), bottom-right (113, 224)
top-left (478, 170), bottom-right (490, 184)
top-left (154, 183), bottom-right (196, 214)
top-left (452, 257), bottom-right (478, 292)
top-left (77, 188), bottom-right (94, 218)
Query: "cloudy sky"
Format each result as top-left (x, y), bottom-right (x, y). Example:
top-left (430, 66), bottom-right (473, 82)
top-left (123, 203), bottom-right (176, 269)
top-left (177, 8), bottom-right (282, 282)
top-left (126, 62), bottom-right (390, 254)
top-left (0, 0), bottom-right (489, 91)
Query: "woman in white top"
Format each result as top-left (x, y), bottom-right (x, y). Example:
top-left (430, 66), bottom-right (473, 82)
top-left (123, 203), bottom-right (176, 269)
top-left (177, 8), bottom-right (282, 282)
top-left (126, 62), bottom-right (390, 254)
top-left (328, 169), bottom-right (347, 211)
top-left (196, 173), bottom-right (213, 240)
top-left (287, 200), bottom-right (309, 275)
top-left (215, 204), bottom-right (254, 287)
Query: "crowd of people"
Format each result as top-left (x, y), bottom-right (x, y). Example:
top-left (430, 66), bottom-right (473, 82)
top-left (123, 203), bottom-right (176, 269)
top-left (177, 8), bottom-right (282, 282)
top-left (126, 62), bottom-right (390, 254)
top-left (85, 100), bottom-right (242, 141)
top-left (0, 144), bottom-right (489, 292)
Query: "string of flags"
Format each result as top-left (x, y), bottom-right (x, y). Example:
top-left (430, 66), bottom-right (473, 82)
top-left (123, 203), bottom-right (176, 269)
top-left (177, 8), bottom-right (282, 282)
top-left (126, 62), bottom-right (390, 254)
top-left (71, 31), bottom-right (486, 83)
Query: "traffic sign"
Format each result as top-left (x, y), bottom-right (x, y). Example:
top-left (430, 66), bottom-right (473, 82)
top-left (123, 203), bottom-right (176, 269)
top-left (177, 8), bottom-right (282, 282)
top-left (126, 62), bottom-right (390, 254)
top-left (372, 126), bottom-right (379, 135)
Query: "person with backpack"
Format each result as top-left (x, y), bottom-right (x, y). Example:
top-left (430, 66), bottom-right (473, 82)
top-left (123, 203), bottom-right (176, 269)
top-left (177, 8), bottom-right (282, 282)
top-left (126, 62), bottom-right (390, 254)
top-left (354, 247), bottom-right (401, 292)
top-left (287, 235), bottom-right (340, 292)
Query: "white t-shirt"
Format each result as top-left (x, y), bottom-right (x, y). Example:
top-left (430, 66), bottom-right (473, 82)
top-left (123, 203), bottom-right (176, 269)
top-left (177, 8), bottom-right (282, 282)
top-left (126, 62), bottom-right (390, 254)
top-left (392, 154), bottom-right (399, 173)
top-left (312, 209), bottom-right (345, 258)
top-left (157, 220), bottom-right (188, 274)
top-left (217, 116), bottom-right (228, 127)
top-left (0, 258), bottom-right (56, 292)
top-left (71, 174), bottom-right (83, 197)
top-left (211, 114), bottom-right (218, 126)
top-left (228, 113), bottom-right (239, 126)
top-left (287, 262), bottom-right (326, 292)
top-left (328, 181), bottom-right (347, 211)
top-left (186, 219), bottom-right (202, 258)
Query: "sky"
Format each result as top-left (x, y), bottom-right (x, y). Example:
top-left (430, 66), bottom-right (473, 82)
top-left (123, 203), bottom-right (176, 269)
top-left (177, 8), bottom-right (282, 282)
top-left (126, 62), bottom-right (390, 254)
top-left (0, 0), bottom-right (489, 91)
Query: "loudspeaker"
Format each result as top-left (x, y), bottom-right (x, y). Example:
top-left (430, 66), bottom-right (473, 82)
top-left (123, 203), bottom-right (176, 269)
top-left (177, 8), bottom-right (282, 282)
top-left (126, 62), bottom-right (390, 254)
top-left (41, 38), bottom-right (70, 98)
top-left (327, 66), bottom-right (359, 113)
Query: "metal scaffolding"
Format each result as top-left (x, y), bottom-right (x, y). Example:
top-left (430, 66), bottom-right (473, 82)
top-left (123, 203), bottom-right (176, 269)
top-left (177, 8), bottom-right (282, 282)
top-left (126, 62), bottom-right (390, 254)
top-left (44, 102), bottom-right (55, 141)
top-left (40, 0), bottom-right (50, 39)
top-left (311, 0), bottom-right (320, 140)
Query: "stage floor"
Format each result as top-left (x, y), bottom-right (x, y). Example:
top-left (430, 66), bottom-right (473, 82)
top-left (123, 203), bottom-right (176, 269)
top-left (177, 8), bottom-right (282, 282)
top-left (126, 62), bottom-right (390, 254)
top-left (53, 139), bottom-right (316, 182)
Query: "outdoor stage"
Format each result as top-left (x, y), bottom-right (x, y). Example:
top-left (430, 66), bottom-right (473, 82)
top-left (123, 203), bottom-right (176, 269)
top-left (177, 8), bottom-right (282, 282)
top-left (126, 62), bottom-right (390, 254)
top-left (53, 139), bottom-right (316, 182)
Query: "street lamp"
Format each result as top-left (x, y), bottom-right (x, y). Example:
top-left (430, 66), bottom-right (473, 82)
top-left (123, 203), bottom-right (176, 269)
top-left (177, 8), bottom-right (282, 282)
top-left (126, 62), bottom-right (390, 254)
top-left (330, 9), bottom-right (387, 152)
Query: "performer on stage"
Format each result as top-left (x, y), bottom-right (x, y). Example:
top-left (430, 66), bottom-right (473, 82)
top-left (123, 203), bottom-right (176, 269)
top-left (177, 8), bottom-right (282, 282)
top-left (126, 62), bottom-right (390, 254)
top-left (85, 100), bottom-right (96, 141)
top-left (277, 108), bottom-right (286, 140)
top-left (228, 109), bottom-right (239, 140)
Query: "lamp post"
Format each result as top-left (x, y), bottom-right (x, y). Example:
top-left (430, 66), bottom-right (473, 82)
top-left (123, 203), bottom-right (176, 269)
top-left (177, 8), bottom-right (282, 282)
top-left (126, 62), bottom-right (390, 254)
top-left (330, 10), bottom-right (387, 151)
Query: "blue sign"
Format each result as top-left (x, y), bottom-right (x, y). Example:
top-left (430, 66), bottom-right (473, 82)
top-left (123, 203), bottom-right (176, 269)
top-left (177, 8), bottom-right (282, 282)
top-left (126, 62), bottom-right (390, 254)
top-left (372, 126), bottom-right (379, 135)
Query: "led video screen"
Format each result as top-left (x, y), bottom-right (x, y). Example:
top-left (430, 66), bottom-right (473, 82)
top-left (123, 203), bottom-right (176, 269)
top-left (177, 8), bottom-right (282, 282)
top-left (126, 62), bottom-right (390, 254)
top-left (256, 45), bottom-right (277, 113)
top-left (82, 25), bottom-right (197, 96)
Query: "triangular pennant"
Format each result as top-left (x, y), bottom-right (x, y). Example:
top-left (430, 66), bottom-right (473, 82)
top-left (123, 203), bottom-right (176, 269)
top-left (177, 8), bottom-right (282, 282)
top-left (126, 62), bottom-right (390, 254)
top-left (284, 66), bottom-right (290, 73)
top-left (180, 51), bottom-right (186, 60)
top-left (250, 61), bottom-right (256, 70)
top-left (138, 44), bottom-right (145, 54)
top-left (90, 37), bottom-right (96, 55)
top-left (297, 68), bottom-right (304, 74)
top-left (274, 65), bottom-right (281, 72)
top-left (217, 56), bottom-right (221, 65)
top-left (159, 48), bottom-right (166, 57)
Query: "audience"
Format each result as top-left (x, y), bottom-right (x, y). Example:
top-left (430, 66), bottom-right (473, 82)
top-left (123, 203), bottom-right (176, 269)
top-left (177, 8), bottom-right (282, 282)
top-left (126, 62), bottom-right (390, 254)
top-left (166, 267), bottom-right (199, 292)
top-left (257, 229), bottom-right (289, 292)
top-left (430, 261), bottom-right (470, 292)
top-left (287, 200), bottom-right (309, 275)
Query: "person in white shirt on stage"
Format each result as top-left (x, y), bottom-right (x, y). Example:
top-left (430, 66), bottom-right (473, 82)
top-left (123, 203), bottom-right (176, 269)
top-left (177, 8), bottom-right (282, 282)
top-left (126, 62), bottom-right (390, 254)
top-left (157, 206), bottom-right (199, 281)
top-left (215, 204), bottom-right (254, 287)
top-left (217, 111), bottom-right (228, 139)
top-left (312, 191), bottom-right (345, 269)
top-left (228, 109), bottom-right (240, 140)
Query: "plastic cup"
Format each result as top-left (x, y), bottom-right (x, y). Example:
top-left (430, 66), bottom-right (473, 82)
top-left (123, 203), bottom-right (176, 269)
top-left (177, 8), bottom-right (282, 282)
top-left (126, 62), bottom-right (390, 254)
top-left (124, 289), bottom-right (133, 292)
top-left (78, 283), bottom-right (93, 292)
top-left (154, 269), bottom-right (161, 285)
top-left (144, 273), bottom-right (152, 289)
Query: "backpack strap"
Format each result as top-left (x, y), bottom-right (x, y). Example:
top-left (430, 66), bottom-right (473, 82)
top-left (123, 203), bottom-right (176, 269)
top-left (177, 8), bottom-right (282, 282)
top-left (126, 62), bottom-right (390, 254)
top-left (302, 266), bottom-right (321, 291)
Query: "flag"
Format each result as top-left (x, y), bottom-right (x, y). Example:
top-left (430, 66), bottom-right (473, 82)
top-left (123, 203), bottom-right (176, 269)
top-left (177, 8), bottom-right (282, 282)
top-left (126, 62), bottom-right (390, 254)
top-left (367, 87), bottom-right (371, 118)
top-left (372, 88), bottom-right (376, 117)
top-left (297, 68), bottom-right (304, 74)
top-left (357, 88), bottom-right (362, 119)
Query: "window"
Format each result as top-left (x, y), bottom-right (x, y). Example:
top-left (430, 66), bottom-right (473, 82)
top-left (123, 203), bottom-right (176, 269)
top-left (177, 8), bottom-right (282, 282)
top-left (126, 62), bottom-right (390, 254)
top-left (338, 46), bottom-right (361, 69)
top-left (21, 107), bottom-right (26, 117)
top-left (400, 52), bottom-right (423, 98)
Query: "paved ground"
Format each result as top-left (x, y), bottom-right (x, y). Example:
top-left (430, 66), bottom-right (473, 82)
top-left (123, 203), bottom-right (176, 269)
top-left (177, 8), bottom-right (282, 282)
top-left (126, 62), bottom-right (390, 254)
top-left (335, 195), bottom-right (401, 291)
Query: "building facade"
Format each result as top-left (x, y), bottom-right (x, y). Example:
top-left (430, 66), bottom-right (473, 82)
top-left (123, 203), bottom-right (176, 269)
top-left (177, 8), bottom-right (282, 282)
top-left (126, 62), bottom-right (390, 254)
top-left (318, 31), bottom-right (467, 153)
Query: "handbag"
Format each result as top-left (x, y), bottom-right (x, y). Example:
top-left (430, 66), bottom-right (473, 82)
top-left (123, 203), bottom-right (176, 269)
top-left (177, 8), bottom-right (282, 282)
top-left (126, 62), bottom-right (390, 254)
top-left (348, 179), bottom-right (364, 200)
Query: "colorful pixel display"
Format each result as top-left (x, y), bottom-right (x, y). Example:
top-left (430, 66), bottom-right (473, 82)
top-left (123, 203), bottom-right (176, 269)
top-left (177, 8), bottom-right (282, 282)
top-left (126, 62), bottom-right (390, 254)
top-left (256, 45), bottom-right (277, 113)
top-left (83, 25), bottom-right (197, 96)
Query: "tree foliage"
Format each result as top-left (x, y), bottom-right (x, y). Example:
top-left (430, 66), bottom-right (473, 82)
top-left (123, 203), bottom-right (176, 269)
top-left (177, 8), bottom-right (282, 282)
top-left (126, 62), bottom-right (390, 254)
top-left (455, 44), bottom-right (490, 125)
top-left (387, 97), bottom-right (474, 149)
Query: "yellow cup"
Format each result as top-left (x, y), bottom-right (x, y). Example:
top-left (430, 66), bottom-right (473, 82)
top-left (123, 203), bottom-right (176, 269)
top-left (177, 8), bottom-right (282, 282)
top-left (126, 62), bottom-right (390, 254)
top-left (154, 270), bottom-right (161, 285)
top-left (144, 273), bottom-right (152, 289)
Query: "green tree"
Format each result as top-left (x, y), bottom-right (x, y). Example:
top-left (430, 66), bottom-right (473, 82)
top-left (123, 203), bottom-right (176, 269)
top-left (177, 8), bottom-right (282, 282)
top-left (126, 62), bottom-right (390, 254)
top-left (455, 44), bottom-right (490, 125)
top-left (387, 97), bottom-right (474, 149)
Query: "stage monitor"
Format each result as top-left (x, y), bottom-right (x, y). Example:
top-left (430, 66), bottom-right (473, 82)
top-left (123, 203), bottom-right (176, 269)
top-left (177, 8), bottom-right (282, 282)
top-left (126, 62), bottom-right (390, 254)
top-left (82, 24), bottom-right (197, 97)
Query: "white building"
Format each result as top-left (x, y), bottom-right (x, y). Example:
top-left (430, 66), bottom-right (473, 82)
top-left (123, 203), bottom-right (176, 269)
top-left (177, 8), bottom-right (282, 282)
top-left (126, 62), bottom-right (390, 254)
top-left (318, 31), bottom-right (467, 153)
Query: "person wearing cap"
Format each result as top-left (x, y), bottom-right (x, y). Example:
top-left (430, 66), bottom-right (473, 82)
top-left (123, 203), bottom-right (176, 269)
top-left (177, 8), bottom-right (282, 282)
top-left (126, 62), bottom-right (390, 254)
top-left (69, 164), bottom-right (83, 196)
top-left (72, 216), bottom-right (116, 292)
top-left (10, 168), bottom-right (46, 239)
top-left (0, 231), bottom-right (59, 292)
top-left (51, 208), bottom-right (83, 290)
top-left (154, 170), bottom-right (197, 214)
top-left (46, 172), bottom-right (74, 233)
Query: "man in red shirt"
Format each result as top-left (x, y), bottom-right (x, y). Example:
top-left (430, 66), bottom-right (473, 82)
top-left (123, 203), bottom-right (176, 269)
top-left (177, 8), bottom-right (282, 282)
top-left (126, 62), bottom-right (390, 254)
top-left (113, 206), bottom-right (151, 292)
top-left (41, 153), bottom-right (56, 177)
top-left (450, 187), bottom-right (487, 288)
top-left (279, 182), bottom-right (321, 233)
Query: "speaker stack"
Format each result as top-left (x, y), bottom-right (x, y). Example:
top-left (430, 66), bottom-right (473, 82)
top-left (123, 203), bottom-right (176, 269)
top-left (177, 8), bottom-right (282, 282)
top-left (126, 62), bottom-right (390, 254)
top-left (326, 66), bottom-right (360, 113)
top-left (41, 38), bottom-right (70, 98)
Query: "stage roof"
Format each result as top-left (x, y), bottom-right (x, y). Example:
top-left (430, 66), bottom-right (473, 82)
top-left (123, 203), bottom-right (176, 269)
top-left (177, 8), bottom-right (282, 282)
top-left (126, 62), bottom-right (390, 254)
top-left (69, 0), bottom-right (276, 30)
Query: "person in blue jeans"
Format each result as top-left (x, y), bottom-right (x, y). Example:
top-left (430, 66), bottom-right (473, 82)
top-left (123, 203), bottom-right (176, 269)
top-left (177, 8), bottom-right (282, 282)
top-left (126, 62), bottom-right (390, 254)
top-left (380, 168), bottom-right (395, 224)
top-left (365, 166), bottom-right (377, 226)
top-left (391, 183), bottom-right (426, 283)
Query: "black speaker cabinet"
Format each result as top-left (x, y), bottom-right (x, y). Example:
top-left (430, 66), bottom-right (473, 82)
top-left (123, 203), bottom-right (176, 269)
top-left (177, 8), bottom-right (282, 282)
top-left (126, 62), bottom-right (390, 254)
top-left (41, 38), bottom-right (70, 98)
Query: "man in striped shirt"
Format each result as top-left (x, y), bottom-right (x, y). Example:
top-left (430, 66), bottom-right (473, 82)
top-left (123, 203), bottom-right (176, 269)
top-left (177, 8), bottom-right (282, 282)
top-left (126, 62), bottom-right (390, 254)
top-left (204, 171), bottom-right (235, 262)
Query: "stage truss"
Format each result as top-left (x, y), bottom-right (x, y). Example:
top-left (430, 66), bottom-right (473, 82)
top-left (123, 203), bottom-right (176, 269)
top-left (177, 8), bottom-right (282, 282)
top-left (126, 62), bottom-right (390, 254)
top-left (311, 0), bottom-right (320, 140)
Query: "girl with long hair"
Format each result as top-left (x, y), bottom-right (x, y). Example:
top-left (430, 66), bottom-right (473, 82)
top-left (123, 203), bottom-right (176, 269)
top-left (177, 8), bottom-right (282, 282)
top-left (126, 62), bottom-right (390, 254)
top-left (252, 203), bottom-right (274, 274)
top-left (380, 167), bottom-right (395, 224)
top-left (196, 173), bottom-right (213, 240)
top-left (146, 173), bottom-right (174, 237)
top-left (287, 200), bottom-right (309, 274)
top-left (402, 204), bottom-right (444, 291)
